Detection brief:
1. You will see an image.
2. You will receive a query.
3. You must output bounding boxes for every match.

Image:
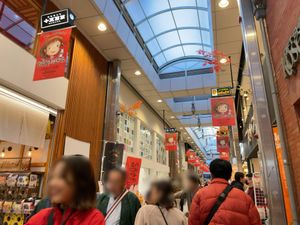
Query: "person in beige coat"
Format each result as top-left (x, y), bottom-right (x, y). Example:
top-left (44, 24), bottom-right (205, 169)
top-left (134, 180), bottom-right (187, 225)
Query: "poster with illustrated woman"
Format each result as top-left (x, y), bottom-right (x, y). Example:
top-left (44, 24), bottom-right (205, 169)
top-left (211, 97), bottom-right (236, 126)
top-left (33, 28), bottom-right (72, 81)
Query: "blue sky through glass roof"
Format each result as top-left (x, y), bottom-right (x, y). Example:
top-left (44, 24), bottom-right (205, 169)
top-left (121, 0), bottom-right (213, 74)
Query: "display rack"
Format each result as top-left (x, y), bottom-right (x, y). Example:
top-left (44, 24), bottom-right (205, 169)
top-left (0, 159), bottom-right (43, 225)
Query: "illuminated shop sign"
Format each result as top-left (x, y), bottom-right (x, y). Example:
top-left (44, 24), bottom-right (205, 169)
top-left (211, 87), bottom-right (231, 97)
top-left (282, 19), bottom-right (300, 78)
top-left (41, 9), bottom-right (76, 31)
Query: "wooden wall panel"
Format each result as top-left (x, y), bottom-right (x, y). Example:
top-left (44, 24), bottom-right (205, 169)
top-left (52, 30), bottom-right (108, 179)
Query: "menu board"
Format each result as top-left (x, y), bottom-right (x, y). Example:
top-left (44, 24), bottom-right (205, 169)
top-left (117, 113), bottom-right (136, 153)
top-left (139, 124), bottom-right (153, 160)
top-left (156, 136), bottom-right (167, 165)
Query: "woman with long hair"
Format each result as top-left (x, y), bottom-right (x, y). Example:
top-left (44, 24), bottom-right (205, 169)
top-left (26, 155), bottom-right (104, 225)
top-left (135, 180), bottom-right (187, 225)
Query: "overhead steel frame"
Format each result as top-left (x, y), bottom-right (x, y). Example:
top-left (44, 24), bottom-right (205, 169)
top-left (114, 0), bottom-right (213, 74)
top-left (237, 0), bottom-right (287, 224)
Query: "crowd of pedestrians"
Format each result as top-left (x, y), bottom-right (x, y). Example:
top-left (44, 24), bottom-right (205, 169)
top-left (25, 155), bottom-right (262, 225)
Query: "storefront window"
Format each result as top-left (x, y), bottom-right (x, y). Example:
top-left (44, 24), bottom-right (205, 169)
top-left (116, 112), bottom-right (135, 153)
top-left (139, 124), bottom-right (153, 160)
top-left (156, 135), bottom-right (166, 165)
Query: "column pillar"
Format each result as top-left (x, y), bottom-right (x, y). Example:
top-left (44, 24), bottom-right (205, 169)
top-left (237, 1), bottom-right (287, 224)
top-left (103, 60), bottom-right (121, 142)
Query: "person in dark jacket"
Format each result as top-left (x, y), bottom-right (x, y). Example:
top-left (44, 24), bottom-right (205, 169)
top-left (97, 167), bottom-right (141, 225)
top-left (231, 172), bottom-right (246, 191)
top-left (177, 173), bottom-right (201, 215)
top-left (26, 155), bottom-right (105, 225)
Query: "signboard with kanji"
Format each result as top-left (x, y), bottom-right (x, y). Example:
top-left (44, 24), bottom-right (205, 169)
top-left (125, 156), bottom-right (142, 189)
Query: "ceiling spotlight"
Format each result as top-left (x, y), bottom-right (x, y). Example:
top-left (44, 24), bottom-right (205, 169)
top-left (97, 22), bottom-right (107, 31)
top-left (157, 99), bottom-right (163, 103)
top-left (134, 70), bottom-right (142, 76)
top-left (219, 57), bottom-right (228, 64)
top-left (218, 0), bottom-right (229, 8)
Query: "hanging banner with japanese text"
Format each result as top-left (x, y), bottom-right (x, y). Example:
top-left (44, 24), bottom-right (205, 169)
top-left (165, 132), bottom-right (178, 151)
top-left (211, 97), bottom-right (236, 126)
top-left (33, 28), bottom-right (72, 81)
top-left (125, 156), bottom-right (142, 189)
top-left (216, 135), bottom-right (230, 153)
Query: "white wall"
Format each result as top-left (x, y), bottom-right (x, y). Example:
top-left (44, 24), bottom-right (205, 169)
top-left (119, 81), bottom-right (165, 137)
top-left (0, 34), bottom-right (68, 109)
top-left (119, 80), bottom-right (170, 191)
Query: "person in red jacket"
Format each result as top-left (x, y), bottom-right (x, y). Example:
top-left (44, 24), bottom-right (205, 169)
top-left (26, 155), bottom-right (104, 225)
top-left (189, 159), bottom-right (261, 225)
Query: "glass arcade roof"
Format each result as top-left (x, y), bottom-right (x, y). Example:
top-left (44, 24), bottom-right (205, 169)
top-left (118, 0), bottom-right (213, 74)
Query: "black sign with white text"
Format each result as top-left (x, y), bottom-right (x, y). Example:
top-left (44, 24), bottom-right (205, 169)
top-left (41, 9), bottom-right (76, 31)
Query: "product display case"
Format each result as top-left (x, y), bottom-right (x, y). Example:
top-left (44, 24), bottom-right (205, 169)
top-left (117, 113), bottom-right (136, 153)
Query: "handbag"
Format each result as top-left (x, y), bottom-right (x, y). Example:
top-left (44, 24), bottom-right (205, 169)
top-left (158, 206), bottom-right (169, 225)
top-left (204, 185), bottom-right (233, 225)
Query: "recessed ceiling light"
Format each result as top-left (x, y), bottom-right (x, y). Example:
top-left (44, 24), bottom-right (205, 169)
top-left (134, 70), bottom-right (142, 76)
top-left (219, 57), bottom-right (228, 64)
top-left (218, 0), bottom-right (229, 8)
top-left (157, 99), bottom-right (163, 103)
top-left (180, 127), bottom-right (183, 130)
top-left (98, 22), bottom-right (107, 31)
top-left (188, 137), bottom-right (191, 139)
top-left (170, 116), bottom-right (175, 119)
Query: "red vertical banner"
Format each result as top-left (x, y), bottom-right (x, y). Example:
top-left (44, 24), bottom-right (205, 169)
top-left (125, 156), bottom-right (142, 189)
top-left (186, 150), bottom-right (196, 163)
top-left (211, 97), bottom-right (236, 126)
top-left (165, 132), bottom-right (178, 151)
top-left (219, 151), bottom-right (230, 161)
top-left (200, 163), bottom-right (210, 172)
top-left (33, 28), bottom-right (72, 81)
top-left (216, 135), bottom-right (230, 153)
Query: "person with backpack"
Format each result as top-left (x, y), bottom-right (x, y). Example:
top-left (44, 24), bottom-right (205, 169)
top-left (189, 159), bottom-right (261, 225)
top-left (134, 180), bottom-right (187, 225)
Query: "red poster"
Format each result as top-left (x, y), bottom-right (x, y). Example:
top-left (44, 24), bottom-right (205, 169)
top-left (33, 28), bottom-right (72, 81)
top-left (200, 163), bottom-right (210, 172)
top-left (216, 135), bottom-right (230, 153)
top-left (125, 156), bottom-right (142, 189)
top-left (186, 150), bottom-right (196, 163)
top-left (211, 97), bottom-right (236, 126)
top-left (219, 151), bottom-right (230, 161)
top-left (193, 157), bottom-right (201, 167)
top-left (165, 133), bottom-right (178, 151)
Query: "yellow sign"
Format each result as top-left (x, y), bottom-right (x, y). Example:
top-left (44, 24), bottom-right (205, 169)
top-left (211, 87), bottom-right (231, 97)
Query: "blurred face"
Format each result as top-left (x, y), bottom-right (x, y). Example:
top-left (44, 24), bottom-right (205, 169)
top-left (48, 162), bottom-right (74, 205)
top-left (186, 179), bottom-right (198, 192)
top-left (147, 185), bottom-right (161, 205)
top-left (106, 171), bottom-right (125, 196)
top-left (240, 176), bottom-right (246, 184)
